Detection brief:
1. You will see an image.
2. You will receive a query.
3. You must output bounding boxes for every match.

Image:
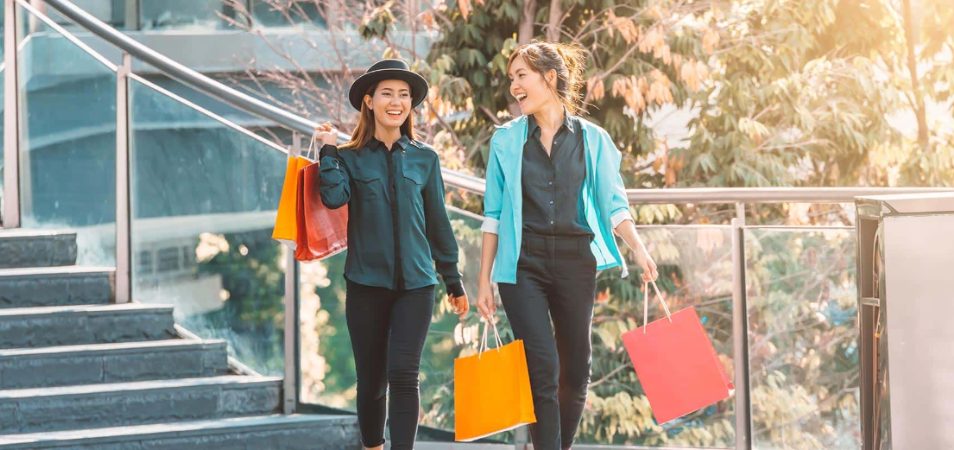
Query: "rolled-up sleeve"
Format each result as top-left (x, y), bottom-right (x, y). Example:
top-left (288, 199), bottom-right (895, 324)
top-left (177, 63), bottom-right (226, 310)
top-left (481, 136), bottom-right (504, 234)
top-left (600, 130), bottom-right (633, 227)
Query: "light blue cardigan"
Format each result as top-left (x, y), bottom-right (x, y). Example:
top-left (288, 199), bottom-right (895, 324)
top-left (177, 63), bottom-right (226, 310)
top-left (482, 115), bottom-right (632, 284)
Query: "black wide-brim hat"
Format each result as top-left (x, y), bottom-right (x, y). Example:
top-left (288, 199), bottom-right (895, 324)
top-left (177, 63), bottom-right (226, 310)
top-left (348, 59), bottom-right (429, 111)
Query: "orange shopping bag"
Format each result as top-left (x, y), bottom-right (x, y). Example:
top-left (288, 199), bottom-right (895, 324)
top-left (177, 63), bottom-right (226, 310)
top-left (454, 319), bottom-right (536, 441)
top-left (621, 281), bottom-right (733, 424)
top-left (294, 137), bottom-right (348, 261)
top-left (272, 154), bottom-right (310, 249)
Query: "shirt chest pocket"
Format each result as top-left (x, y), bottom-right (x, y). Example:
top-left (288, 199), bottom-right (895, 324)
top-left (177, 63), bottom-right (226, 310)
top-left (353, 174), bottom-right (384, 200)
top-left (402, 161), bottom-right (427, 191)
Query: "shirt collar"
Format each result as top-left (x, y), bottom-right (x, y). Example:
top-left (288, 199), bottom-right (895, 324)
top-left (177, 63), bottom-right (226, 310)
top-left (368, 134), bottom-right (411, 152)
top-left (527, 110), bottom-right (577, 137)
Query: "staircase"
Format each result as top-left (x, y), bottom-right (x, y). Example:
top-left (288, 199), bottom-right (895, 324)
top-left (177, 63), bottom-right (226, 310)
top-left (0, 229), bottom-right (359, 449)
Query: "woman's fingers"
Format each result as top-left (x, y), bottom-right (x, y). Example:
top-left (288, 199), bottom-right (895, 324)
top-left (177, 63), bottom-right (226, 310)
top-left (476, 302), bottom-right (489, 319)
top-left (476, 294), bottom-right (495, 319)
top-left (451, 295), bottom-right (469, 317)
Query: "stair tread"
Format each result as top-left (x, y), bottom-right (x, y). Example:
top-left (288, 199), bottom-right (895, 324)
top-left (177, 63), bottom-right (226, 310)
top-left (0, 338), bottom-right (224, 358)
top-left (0, 266), bottom-right (113, 277)
top-left (0, 303), bottom-right (172, 318)
top-left (0, 375), bottom-right (281, 399)
top-left (0, 414), bottom-right (355, 445)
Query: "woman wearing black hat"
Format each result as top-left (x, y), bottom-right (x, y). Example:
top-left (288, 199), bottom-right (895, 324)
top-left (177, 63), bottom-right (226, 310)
top-left (315, 59), bottom-right (469, 450)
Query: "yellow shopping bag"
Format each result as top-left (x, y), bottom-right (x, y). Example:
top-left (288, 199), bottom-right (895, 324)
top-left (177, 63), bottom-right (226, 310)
top-left (454, 319), bottom-right (536, 441)
top-left (272, 155), bottom-right (311, 249)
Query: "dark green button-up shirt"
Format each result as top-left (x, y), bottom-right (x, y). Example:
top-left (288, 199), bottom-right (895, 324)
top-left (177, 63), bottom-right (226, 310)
top-left (318, 135), bottom-right (463, 295)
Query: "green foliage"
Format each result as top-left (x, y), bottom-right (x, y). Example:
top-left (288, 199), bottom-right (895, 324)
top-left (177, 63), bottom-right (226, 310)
top-left (193, 230), bottom-right (285, 375)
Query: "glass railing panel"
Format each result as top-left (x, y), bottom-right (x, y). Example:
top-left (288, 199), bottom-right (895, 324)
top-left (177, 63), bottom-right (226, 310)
top-left (577, 225), bottom-right (736, 448)
top-left (744, 227), bottom-right (860, 450)
top-left (17, 2), bottom-right (117, 265)
top-left (299, 203), bottom-right (514, 443)
top-left (129, 75), bottom-right (287, 376)
top-left (300, 218), bottom-right (737, 446)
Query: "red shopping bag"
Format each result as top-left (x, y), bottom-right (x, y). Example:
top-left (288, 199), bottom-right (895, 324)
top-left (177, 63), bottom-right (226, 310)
top-left (294, 138), bottom-right (348, 261)
top-left (621, 281), bottom-right (733, 424)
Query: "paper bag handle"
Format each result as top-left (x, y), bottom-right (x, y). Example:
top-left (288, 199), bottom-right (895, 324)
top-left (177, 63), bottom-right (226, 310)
top-left (642, 280), bottom-right (673, 333)
top-left (477, 317), bottom-right (504, 357)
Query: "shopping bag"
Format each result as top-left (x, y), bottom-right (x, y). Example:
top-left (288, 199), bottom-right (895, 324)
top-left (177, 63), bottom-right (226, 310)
top-left (294, 137), bottom-right (348, 261)
top-left (621, 281), bottom-right (733, 424)
top-left (271, 154), bottom-right (310, 249)
top-left (454, 319), bottom-right (536, 441)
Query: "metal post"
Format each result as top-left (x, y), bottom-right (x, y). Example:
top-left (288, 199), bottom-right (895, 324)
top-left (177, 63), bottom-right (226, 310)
top-left (514, 426), bottom-right (528, 449)
top-left (731, 218), bottom-right (752, 449)
top-left (123, 0), bottom-right (139, 30)
top-left (2, 0), bottom-right (22, 228)
top-left (115, 52), bottom-right (131, 303)
top-left (282, 132), bottom-right (302, 415)
top-left (735, 202), bottom-right (746, 225)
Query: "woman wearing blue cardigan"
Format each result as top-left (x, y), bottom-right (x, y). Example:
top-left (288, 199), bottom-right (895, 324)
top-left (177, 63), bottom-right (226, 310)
top-left (475, 42), bottom-right (659, 450)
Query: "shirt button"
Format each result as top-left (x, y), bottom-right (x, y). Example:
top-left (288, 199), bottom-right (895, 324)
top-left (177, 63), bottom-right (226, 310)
top-left (549, 200), bottom-right (555, 205)
top-left (548, 181), bottom-right (554, 186)
top-left (549, 220), bottom-right (555, 225)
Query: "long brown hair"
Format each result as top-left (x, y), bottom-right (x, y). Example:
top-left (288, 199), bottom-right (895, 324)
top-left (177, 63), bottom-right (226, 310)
top-left (340, 82), bottom-right (417, 150)
top-left (507, 41), bottom-right (587, 115)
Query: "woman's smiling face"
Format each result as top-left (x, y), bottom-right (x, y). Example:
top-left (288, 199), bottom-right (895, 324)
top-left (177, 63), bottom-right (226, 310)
top-left (365, 79), bottom-right (412, 129)
top-left (508, 54), bottom-right (557, 116)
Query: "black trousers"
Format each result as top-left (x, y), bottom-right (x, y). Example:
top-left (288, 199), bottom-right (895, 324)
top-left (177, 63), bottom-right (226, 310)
top-left (497, 233), bottom-right (598, 450)
top-left (345, 280), bottom-right (435, 449)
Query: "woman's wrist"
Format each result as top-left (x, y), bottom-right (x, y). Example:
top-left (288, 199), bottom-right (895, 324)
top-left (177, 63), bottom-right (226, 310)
top-left (319, 144), bottom-right (339, 160)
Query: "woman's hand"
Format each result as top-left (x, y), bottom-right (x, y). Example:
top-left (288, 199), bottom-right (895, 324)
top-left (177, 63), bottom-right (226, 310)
top-left (634, 245), bottom-right (658, 283)
top-left (447, 292), bottom-right (469, 318)
top-left (476, 279), bottom-right (496, 319)
top-left (314, 122), bottom-right (338, 146)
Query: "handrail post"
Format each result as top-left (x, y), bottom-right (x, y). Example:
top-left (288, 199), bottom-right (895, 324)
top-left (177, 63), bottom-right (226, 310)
top-left (514, 426), bottom-right (528, 449)
top-left (731, 218), bottom-right (752, 449)
top-left (282, 132), bottom-right (302, 415)
top-left (115, 52), bottom-right (132, 303)
top-left (3, 0), bottom-right (22, 228)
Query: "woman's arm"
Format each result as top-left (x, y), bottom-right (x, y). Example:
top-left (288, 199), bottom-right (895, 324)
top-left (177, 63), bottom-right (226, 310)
top-left (597, 127), bottom-right (658, 282)
top-left (422, 157), bottom-right (465, 302)
top-left (614, 218), bottom-right (658, 282)
top-left (317, 144), bottom-right (351, 209)
top-left (314, 124), bottom-right (350, 209)
top-left (477, 136), bottom-right (504, 319)
top-left (476, 232), bottom-right (499, 318)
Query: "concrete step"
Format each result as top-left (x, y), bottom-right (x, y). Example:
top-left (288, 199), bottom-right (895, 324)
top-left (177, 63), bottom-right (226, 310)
top-left (0, 229), bottom-right (77, 269)
top-left (0, 303), bottom-right (175, 349)
top-left (0, 414), bottom-right (360, 449)
top-left (0, 376), bottom-right (283, 433)
top-left (0, 339), bottom-right (229, 389)
top-left (0, 266), bottom-right (113, 308)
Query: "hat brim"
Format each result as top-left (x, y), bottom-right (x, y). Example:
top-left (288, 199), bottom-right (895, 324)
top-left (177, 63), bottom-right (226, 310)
top-left (348, 69), bottom-right (429, 111)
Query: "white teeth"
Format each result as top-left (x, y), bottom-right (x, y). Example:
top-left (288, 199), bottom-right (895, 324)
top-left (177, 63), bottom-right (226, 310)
top-left (386, 111), bottom-right (402, 115)
top-left (516, 94), bottom-right (527, 101)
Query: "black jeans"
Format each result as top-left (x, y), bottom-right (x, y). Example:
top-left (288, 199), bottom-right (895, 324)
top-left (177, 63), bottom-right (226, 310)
top-left (497, 233), bottom-right (598, 450)
top-left (346, 280), bottom-right (435, 449)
